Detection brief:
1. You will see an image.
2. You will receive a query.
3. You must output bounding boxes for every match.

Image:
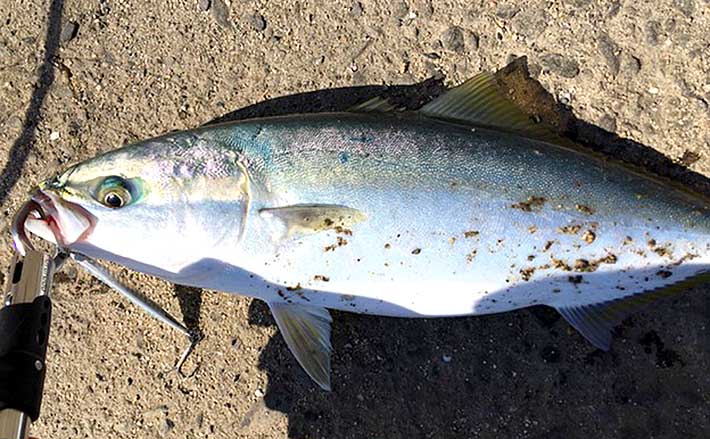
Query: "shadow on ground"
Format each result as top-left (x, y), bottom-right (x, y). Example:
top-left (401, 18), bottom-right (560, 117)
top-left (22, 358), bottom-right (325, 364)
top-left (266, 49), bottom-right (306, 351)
top-left (174, 285), bottom-right (203, 337)
top-left (203, 58), bottom-right (710, 438)
top-left (0, 0), bottom-right (64, 205)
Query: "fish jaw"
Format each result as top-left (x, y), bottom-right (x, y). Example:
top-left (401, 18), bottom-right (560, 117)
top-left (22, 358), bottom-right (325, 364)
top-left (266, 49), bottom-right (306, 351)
top-left (24, 189), bottom-right (96, 249)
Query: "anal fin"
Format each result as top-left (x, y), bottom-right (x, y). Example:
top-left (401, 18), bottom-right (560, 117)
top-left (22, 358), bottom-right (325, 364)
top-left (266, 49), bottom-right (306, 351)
top-left (557, 304), bottom-right (615, 350)
top-left (268, 302), bottom-right (333, 390)
top-left (557, 272), bottom-right (710, 350)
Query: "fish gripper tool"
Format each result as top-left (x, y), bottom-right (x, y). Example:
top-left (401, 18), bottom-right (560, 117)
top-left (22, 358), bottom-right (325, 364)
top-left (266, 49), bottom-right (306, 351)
top-left (0, 249), bottom-right (61, 439)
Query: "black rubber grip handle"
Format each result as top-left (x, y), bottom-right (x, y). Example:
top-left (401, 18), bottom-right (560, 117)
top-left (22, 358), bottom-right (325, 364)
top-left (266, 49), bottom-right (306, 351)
top-left (0, 296), bottom-right (51, 421)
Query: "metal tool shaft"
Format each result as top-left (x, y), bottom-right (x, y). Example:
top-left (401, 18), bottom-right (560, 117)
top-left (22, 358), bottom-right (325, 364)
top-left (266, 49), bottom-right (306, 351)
top-left (0, 250), bottom-right (55, 439)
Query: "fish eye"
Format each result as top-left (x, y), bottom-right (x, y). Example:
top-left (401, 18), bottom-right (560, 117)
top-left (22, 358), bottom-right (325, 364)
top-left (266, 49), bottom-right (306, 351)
top-left (103, 190), bottom-right (128, 208)
top-left (97, 176), bottom-right (134, 209)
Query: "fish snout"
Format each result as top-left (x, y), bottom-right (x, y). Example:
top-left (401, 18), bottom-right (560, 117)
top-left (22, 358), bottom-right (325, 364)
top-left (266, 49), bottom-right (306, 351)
top-left (12, 189), bottom-right (97, 253)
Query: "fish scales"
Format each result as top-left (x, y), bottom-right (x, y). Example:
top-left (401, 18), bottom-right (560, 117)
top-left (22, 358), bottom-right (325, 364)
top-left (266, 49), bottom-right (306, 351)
top-left (181, 113), bottom-right (709, 316)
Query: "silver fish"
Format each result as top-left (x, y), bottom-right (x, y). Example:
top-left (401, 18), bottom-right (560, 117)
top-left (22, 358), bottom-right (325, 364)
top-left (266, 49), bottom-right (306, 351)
top-left (15, 72), bottom-right (710, 389)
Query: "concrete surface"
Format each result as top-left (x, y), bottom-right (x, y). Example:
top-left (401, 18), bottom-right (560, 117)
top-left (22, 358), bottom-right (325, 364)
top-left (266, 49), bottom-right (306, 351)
top-left (1, 0), bottom-right (710, 438)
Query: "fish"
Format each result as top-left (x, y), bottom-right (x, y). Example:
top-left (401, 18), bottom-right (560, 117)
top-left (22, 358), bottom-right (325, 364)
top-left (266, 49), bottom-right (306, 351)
top-left (14, 72), bottom-right (710, 390)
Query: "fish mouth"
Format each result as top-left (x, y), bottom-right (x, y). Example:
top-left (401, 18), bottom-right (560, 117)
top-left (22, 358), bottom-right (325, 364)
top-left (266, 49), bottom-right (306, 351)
top-left (12, 189), bottom-right (96, 255)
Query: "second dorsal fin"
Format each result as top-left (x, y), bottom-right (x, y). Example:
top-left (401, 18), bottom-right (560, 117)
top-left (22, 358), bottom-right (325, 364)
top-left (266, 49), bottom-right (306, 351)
top-left (419, 72), bottom-right (565, 145)
top-left (348, 97), bottom-right (400, 113)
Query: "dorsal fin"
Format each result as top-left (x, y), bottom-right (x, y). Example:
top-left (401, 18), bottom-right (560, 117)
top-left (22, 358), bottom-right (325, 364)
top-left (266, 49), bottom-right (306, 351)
top-left (419, 72), bottom-right (567, 145)
top-left (348, 97), bottom-right (400, 113)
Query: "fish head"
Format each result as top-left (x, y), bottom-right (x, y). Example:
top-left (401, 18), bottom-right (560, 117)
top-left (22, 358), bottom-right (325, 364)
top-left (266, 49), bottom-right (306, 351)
top-left (20, 138), bottom-right (249, 274)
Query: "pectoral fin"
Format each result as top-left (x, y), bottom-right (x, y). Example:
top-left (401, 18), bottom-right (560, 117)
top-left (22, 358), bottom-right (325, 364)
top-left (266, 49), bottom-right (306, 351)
top-left (268, 302), bottom-right (333, 390)
top-left (259, 204), bottom-right (366, 238)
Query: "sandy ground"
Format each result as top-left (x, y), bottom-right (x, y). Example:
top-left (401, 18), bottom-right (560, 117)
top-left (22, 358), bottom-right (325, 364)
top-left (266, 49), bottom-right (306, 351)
top-left (1, 0), bottom-right (710, 438)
